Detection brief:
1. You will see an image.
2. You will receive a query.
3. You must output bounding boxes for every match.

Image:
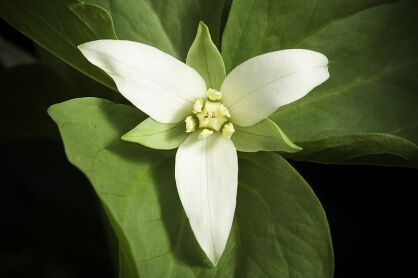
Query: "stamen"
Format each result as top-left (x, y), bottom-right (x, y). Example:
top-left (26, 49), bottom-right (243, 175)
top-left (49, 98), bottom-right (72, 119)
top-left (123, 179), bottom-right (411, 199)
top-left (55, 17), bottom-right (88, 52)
top-left (193, 99), bottom-right (204, 113)
top-left (207, 88), bottom-right (222, 101)
top-left (185, 116), bottom-right (196, 133)
top-left (220, 104), bottom-right (231, 118)
top-left (198, 129), bottom-right (213, 139)
top-left (222, 123), bottom-right (235, 139)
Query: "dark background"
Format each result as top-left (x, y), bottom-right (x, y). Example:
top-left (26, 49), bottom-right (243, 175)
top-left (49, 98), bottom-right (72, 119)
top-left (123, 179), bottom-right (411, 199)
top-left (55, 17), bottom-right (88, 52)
top-left (1, 19), bottom-right (417, 278)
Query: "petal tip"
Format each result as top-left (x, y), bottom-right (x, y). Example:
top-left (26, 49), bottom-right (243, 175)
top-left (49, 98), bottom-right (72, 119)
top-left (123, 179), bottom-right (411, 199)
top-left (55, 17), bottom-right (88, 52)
top-left (77, 39), bottom-right (114, 52)
top-left (209, 256), bottom-right (220, 267)
top-left (77, 41), bottom-right (92, 52)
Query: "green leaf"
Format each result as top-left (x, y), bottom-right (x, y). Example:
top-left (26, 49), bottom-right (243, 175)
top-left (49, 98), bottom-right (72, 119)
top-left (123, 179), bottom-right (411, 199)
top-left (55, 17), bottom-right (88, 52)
top-left (186, 22), bottom-right (226, 90)
top-left (68, 1), bottom-right (118, 39)
top-left (222, 0), bottom-right (418, 167)
top-left (284, 133), bottom-right (418, 168)
top-left (1, 0), bottom-right (228, 88)
top-left (233, 118), bottom-right (302, 153)
top-left (49, 97), bottom-right (333, 277)
top-left (122, 118), bottom-right (188, 150)
top-left (0, 0), bottom-right (117, 89)
top-left (86, 0), bottom-right (227, 60)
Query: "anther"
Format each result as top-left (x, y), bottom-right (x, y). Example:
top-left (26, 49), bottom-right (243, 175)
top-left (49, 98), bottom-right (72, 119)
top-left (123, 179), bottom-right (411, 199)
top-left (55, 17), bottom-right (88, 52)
top-left (222, 123), bottom-right (235, 139)
top-left (185, 116), bottom-right (196, 133)
top-left (207, 88), bottom-right (222, 101)
top-left (193, 99), bottom-right (204, 113)
top-left (220, 104), bottom-right (231, 118)
top-left (198, 129), bottom-right (213, 139)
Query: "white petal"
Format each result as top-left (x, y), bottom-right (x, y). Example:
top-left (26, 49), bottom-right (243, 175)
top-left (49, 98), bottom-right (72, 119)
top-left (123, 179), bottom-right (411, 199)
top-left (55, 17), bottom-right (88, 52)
top-left (175, 133), bottom-right (238, 265)
top-left (79, 40), bottom-right (207, 123)
top-left (221, 49), bottom-right (329, 126)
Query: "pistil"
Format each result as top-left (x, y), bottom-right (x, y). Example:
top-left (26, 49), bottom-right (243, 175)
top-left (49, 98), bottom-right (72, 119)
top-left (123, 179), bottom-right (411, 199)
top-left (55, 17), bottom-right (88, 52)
top-left (184, 89), bottom-right (235, 139)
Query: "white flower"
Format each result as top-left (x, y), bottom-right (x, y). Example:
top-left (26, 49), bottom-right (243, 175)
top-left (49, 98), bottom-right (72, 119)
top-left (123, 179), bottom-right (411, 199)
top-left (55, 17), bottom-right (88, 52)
top-left (78, 40), bottom-right (329, 266)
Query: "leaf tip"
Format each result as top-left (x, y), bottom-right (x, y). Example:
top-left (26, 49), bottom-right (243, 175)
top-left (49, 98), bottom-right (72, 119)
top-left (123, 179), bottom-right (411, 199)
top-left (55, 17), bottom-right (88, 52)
top-left (282, 138), bottom-right (303, 153)
top-left (47, 104), bottom-right (59, 120)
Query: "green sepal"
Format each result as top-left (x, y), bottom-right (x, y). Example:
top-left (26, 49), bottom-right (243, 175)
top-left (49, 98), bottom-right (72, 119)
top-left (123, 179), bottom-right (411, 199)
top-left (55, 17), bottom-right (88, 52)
top-left (186, 22), bottom-right (226, 90)
top-left (233, 118), bottom-right (302, 153)
top-left (122, 117), bottom-right (187, 150)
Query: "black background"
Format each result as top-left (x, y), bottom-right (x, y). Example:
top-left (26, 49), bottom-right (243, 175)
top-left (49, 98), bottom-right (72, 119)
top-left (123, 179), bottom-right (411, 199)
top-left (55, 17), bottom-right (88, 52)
top-left (1, 18), bottom-right (417, 278)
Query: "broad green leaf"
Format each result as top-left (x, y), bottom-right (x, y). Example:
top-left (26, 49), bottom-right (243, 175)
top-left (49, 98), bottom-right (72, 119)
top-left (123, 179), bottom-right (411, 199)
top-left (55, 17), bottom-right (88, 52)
top-left (86, 0), bottom-right (227, 60)
top-left (222, 0), bottom-right (418, 168)
top-left (186, 22), bottom-right (226, 90)
top-left (1, 0), bottom-right (228, 87)
top-left (233, 118), bottom-right (302, 153)
top-left (49, 97), bottom-right (333, 277)
top-left (0, 0), bottom-right (117, 89)
top-left (285, 133), bottom-right (418, 168)
top-left (122, 118), bottom-right (188, 150)
top-left (68, 1), bottom-right (118, 39)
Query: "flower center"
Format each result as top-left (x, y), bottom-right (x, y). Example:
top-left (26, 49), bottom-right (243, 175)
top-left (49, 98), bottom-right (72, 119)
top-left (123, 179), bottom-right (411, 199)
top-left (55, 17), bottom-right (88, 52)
top-left (184, 88), bottom-right (235, 139)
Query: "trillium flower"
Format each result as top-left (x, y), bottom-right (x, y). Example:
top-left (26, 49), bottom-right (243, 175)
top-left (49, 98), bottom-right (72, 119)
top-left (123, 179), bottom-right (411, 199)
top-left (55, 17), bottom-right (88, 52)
top-left (79, 30), bottom-right (329, 266)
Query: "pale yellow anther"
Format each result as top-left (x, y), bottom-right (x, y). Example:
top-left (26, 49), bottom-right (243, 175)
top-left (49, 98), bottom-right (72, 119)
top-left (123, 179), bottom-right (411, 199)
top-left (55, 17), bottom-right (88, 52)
top-left (222, 123), bottom-right (235, 139)
top-left (198, 129), bottom-right (213, 139)
top-left (185, 116), bottom-right (196, 133)
top-left (207, 88), bottom-right (222, 101)
top-left (193, 99), bottom-right (204, 113)
top-left (220, 104), bottom-right (231, 118)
